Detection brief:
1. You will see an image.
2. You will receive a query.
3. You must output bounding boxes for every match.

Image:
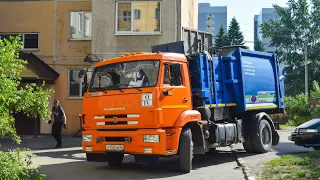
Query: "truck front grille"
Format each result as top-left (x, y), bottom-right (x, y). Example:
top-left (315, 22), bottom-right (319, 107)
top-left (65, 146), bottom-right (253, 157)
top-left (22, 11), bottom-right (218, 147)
top-left (105, 137), bottom-right (132, 142)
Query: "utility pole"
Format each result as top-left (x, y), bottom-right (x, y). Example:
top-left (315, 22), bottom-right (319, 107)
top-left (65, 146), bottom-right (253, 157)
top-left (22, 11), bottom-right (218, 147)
top-left (305, 40), bottom-right (308, 95)
top-left (208, 15), bottom-right (212, 34)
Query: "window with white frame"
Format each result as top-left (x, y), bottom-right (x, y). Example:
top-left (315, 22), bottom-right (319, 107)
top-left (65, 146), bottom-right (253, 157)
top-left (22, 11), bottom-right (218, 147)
top-left (116, 1), bottom-right (161, 33)
top-left (70, 11), bottom-right (92, 40)
top-left (68, 69), bottom-right (90, 98)
top-left (0, 33), bottom-right (39, 50)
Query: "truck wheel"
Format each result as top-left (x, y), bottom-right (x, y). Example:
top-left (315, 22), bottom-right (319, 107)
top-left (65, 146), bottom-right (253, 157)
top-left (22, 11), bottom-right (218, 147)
top-left (107, 153), bottom-right (124, 167)
top-left (86, 153), bottom-right (108, 162)
top-left (252, 119), bottom-right (273, 153)
top-left (179, 128), bottom-right (193, 173)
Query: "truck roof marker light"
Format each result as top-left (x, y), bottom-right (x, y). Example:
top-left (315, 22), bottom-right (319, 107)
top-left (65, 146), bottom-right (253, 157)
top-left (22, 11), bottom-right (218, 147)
top-left (94, 116), bottom-right (105, 119)
top-left (127, 114), bottom-right (140, 118)
top-left (127, 121), bottom-right (138, 125)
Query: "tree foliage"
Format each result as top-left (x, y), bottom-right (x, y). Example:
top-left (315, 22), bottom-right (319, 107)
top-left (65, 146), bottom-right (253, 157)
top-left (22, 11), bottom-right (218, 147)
top-left (0, 36), bottom-right (53, 143)
top-left (227, 17), bottom-right (245, 46)
top-left (215, 25), bottom-right (228, 48)
top-left (254, 39), bottom-right (265, 52)
top-left (261, 0), bottom-right (320, 96)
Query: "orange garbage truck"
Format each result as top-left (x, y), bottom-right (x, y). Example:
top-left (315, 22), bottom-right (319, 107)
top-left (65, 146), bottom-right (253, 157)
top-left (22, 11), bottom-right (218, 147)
top-left (79, 29), bottom-right (285, 173)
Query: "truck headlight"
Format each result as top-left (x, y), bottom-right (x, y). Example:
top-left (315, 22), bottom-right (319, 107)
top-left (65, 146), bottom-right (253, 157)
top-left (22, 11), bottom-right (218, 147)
top-left (299, 129), bottom-right (318, 133)
top-left (143, 135), bottom-right (160, 143)
top-left (82, 134), bottom-right (92, 142)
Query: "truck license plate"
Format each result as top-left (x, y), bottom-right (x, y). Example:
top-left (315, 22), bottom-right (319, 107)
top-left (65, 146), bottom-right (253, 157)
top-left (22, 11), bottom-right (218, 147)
top-left (106, 145), bottom-right (124, 151)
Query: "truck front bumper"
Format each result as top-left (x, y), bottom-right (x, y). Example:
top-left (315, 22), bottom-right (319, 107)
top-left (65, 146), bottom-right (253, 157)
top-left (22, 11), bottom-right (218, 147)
top-left (82, 129), bottom-right (177, 156)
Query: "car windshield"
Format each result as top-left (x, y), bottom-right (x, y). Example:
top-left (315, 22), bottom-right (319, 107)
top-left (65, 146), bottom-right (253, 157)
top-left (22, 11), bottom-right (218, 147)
top-left (89, 60), bottom-right (160, 92)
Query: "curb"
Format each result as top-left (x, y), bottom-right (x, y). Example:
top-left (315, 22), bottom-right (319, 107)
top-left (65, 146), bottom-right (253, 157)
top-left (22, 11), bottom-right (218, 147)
top-left (232, 148), bottom-right (256, 180)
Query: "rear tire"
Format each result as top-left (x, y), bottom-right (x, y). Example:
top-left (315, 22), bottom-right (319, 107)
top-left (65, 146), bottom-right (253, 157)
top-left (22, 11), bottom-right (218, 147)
top-left (251, 119), bottom-right (273, 153)
top-left (107, 153), bottom-right (124, 167)
top-left (179, 128), bottom-right (193, 173)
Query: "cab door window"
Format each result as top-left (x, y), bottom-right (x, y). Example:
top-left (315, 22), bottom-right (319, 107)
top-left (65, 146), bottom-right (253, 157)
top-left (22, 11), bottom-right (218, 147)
top-left (163, 63), bottom-right (183, 86)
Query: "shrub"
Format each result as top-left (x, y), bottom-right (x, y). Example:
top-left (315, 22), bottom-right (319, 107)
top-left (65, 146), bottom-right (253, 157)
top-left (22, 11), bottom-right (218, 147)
top-left (284, 93), bottom-right (311, 126)
top-left (310, 80), bottom-right (320, 98)
top-left (0, 148), bottom-right (46, 180)
top-left (284, 81), bottom-right (320, 126)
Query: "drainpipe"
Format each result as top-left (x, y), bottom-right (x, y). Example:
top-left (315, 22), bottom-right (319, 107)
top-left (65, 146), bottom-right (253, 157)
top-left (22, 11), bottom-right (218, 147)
top-left (53, 0), bottom-right (57, 61)
top-left (174, 0), bottom-right (177, 41)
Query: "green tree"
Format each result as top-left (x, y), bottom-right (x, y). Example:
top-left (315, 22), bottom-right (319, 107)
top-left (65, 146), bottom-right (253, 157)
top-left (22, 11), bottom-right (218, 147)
top-left (227, 17), bottom-right (245, 45)
top-left (0, 35), bottom-right (53, 143)
top-left (254, 39), bottom-right (265, 52)
top-left (261, 0), bottom-right (320, 96)
top-left (215, 25), bottom-right (228, 48)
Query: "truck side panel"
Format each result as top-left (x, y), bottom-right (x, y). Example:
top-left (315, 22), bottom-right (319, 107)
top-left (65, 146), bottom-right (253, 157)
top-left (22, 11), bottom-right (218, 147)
top-left (191, 48), bottom-right (284, 112)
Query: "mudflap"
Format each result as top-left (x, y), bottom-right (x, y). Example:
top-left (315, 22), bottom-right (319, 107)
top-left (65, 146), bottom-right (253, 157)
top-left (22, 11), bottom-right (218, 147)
top-left (272, 129), bottom-right (280, 146)
top-left (187, 122), bottom-right (205, 149)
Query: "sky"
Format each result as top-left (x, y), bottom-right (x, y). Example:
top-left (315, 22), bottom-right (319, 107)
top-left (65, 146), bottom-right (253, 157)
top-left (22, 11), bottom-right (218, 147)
top-left (198, 0), bottom-right (289, 49)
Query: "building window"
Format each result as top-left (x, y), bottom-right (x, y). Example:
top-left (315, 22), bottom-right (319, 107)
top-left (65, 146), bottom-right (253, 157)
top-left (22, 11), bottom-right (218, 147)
top-left (0, 33), bottom-right (39, 50)
top-left (116, 1), bottom-right (161, 34)
top-left (68, 69), bottom-right (88, 98)
top-left (123, 11), bottom-right (131, 21)
top-left (134, 9), bottom-right (141, 20)
top-left (154, 8), bottom-right (160, 20)
top-left (70, 11), bottom-right (92, 40)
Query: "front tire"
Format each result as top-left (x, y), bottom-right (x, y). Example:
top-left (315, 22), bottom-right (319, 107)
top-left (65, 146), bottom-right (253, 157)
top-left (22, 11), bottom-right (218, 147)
top-left (179, 128), bottom-right (193, 173)
top-left (107, 152), bottom-right (124, 167)
top-left (251, 119), bottom-right (273, 153)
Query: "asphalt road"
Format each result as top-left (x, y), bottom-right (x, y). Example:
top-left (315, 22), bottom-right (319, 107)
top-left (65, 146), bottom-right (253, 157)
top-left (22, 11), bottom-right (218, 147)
top-left (31, 147), bottom-right (244, 180)
top-left (0, 129), bottom-right (312, 180)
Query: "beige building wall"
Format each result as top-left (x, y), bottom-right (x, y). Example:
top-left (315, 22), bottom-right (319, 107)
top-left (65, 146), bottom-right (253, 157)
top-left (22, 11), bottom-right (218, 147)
top-left (0, 0), bottom-right (92, 136)
top-left (180, 0), bottom-right (198, 30)
top-left (52, 1), bottom-right (92, 136)
top-left (92, 0), bottom-right (198, 60)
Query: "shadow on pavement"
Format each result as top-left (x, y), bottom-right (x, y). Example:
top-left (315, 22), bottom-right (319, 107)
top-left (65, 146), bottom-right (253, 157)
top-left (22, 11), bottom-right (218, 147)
top-left (0, 136), bottom-right (81, 151)
top-left (35, 149), bottom-right (239, 180)
top-left (232, 141), bottom-right (313, 159)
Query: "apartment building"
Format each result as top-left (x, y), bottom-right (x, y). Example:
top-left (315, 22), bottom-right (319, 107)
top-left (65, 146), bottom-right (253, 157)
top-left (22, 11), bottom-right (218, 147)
top-left (254, 8), bottom-right (280, 52)
top-left (0, 0), bottom-right (198, 136)
top-left (0, 0), bottom-right (92, 136)
top-left (198, 3), bottom-right (227, 36)
top-left (92, 0), bottom-right (198, 60)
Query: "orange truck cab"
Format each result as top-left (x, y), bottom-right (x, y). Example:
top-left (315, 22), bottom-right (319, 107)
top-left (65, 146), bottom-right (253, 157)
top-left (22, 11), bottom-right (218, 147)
top-left (80, 30), bottom-right (285, 173)
top-left (81, 52), bottom-right (201, 170)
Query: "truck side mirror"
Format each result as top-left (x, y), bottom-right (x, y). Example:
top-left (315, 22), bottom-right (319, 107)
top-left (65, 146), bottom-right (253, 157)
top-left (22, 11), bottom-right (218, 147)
top-left (172, 63), bottom-right (182, 86)
top-left (279, 75), bottom-right (285, 82)
top-left (78, 68), bottom-right (88, 78)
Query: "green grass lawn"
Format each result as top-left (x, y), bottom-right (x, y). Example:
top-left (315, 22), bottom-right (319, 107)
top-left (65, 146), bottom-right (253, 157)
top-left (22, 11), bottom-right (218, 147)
top-left (280, 124), bottom-right (296, 129)
top-left (262, 151), bottom-right (320, 180)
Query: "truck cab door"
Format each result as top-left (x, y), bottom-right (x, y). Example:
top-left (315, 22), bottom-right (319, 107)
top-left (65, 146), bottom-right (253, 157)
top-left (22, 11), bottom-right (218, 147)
top-left (159, 62), bottom-right (192, 127)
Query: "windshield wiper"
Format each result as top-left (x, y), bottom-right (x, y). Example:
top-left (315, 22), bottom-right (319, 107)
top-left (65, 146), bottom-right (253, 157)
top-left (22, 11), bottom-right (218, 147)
top-left (131, 86), bottom-right (142, 92)
top-left (108, 86), bottom-right (124, 93)
top-left (118, 83), bottom-right (142, 92)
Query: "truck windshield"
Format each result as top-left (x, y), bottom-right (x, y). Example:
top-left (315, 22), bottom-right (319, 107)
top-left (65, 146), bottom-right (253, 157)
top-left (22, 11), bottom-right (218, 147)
top-left (89, 60), bottom-right (160, 92)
